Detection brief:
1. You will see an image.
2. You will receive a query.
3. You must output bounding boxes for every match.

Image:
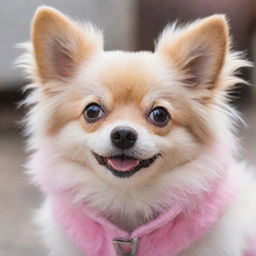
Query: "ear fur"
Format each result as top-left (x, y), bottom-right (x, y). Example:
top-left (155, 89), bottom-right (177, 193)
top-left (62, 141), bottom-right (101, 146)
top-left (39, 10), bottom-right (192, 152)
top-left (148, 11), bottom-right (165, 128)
top-left (32, 6), bottom-right (103, 83)
top-left (156, 15), bottom-right (229, 89)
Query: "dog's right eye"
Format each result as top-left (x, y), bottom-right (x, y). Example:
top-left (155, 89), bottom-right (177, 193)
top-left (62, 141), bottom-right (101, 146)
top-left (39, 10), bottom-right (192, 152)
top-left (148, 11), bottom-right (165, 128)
top-left (83, 103), bottom-right (104, 123)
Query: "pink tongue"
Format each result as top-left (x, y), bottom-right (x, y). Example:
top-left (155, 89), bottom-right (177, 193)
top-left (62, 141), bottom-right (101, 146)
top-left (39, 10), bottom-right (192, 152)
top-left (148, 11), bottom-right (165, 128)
top-left (107, 158), bottom-right (139, 172)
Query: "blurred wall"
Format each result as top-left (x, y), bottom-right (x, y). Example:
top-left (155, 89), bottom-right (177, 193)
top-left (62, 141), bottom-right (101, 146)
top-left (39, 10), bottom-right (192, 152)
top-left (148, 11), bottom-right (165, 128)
top-left (0, 0), bottom-right (255, 94)
top-left (136, 0), bottom-right (256, 101)
top-left (0, 0), bottom-right (136, 90)
top-left (253, 32), bottom-right (256, 90)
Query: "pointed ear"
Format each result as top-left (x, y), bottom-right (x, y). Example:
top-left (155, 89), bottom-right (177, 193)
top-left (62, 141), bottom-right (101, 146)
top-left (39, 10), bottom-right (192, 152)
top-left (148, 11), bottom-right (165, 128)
top-left (156, 15), bottom-right (229, 89)
top-left (32, 6), bottom-right (103, 83)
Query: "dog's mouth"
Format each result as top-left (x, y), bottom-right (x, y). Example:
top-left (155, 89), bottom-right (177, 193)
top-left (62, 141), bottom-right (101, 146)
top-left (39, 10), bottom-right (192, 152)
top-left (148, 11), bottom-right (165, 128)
top-left (93, 153), bottom-right (160, 178)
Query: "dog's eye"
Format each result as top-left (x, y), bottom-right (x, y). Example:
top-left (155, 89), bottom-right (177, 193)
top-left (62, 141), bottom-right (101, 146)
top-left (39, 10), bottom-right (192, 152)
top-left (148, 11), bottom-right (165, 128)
top-left (83, 103), bottom-right (104, 122)
top-left (148, 107), bottom-right (170, 126)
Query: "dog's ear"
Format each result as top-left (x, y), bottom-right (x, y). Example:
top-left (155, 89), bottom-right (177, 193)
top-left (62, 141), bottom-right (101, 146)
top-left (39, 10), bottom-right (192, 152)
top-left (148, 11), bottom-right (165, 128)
top-left (32, 6), bottom-right (103, 83)
top-left (156, 15), bottom-right (229, 89)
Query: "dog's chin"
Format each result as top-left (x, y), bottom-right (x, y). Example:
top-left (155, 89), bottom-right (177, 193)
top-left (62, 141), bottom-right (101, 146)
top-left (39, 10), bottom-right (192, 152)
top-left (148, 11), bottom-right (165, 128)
top-left (93, 152), bottom-right (160, 178)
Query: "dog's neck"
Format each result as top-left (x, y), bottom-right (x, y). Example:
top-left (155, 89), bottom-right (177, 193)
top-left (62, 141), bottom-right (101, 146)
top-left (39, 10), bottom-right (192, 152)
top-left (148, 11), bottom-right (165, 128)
top-left (74, 172), bottom-right (173, 232)
top-left (106, 207), bottom-right (162, 233)
top-left (74, 147), bottom-right (228, 232)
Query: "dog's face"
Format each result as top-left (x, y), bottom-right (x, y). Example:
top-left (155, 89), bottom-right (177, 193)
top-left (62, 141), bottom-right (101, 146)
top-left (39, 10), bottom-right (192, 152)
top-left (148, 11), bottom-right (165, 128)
top-left (29, 7), bottom-right (230, 185)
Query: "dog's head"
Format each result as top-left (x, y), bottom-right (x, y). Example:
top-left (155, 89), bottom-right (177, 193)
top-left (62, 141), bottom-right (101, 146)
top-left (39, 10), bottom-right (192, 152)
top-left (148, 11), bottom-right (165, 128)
top-left (24, 7), bottom-right (247, 187)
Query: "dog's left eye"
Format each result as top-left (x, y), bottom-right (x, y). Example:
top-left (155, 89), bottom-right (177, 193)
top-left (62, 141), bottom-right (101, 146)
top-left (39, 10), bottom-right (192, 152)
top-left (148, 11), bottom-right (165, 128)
top-left (83, 103), bottom-right (104, 123)
top-left (148, 107), bottom-right (170, 127)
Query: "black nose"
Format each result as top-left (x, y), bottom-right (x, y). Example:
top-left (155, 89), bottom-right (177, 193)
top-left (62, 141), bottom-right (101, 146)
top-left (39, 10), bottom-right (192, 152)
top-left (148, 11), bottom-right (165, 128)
top-left (111, 126), bottom-right (138, 150)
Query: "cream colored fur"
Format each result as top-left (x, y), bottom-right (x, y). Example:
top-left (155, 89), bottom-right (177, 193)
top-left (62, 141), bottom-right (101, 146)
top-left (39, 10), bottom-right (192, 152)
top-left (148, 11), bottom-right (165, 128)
top-left (19, 6), bottom-right (256, 256)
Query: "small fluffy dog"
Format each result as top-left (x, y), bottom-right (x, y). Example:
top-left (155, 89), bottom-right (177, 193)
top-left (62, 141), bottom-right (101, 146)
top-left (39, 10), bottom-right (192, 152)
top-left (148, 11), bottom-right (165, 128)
top-left (20, 6), bottom-right (256, 256)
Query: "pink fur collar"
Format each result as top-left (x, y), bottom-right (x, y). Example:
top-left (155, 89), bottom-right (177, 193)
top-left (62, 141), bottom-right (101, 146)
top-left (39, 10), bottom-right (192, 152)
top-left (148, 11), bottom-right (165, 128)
top-left (51, 172), bottom-right (235, 256)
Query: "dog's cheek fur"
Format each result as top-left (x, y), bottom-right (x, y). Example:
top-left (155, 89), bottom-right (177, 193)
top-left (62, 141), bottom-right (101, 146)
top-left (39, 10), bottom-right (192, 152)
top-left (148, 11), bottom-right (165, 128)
top-left (52, 119), bottom-right (162, 186)
top-left (47, 114), bottom-right (202, 188)
top-left (157, 125), bottom-right (202, 169)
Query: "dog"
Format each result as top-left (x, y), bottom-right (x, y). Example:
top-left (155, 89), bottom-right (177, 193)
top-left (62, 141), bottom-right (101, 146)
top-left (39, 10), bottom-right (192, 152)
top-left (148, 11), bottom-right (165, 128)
top-left (19, 6), bottom-right (256, 256)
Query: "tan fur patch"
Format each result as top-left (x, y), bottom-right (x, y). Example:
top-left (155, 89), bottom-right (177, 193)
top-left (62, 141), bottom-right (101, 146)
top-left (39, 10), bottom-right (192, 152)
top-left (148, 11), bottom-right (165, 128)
top-left (36, 14), bottom-right (229, 146)
top-left (32, 7), bottom-right (102, 83)
top-left (43, 52), bottom-right (214, 144)
top-left (157, 15), bottom-right (229, 88)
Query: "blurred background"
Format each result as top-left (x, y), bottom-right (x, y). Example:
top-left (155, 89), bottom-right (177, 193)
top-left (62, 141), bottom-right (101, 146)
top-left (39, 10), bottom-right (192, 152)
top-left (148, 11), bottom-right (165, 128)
top-left (0, 0), bottom-right (255, 255)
